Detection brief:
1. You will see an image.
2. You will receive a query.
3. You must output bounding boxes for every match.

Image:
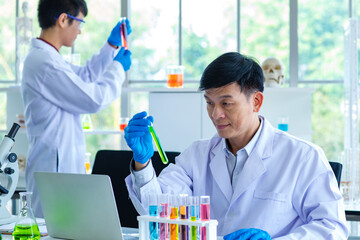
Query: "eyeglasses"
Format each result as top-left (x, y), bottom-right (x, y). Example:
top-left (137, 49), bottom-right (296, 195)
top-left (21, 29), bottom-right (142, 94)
top-left (66, 14), bottom-right (85, 29)
top-left (55, 13), bottom-right (85, 29)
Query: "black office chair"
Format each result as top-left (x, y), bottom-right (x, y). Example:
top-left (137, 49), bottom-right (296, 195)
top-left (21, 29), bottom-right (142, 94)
top-left (92, 150), bottom-right (180, 228)
top-left (329, 161), bottom-right (342, 188)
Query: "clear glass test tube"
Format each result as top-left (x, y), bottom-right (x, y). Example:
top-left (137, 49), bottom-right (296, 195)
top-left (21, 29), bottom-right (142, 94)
top-left (159, 194), bottom-right (169, 240)
top-left (149, 124), bottom-right (169, 164)
top-left (200, 196), bottom-right (210, 240)
top-left (120, 17), bottom-right (128, 50)
top-left (190, 196), bottom-right (199, 240)
top-left (148, 193), bottom-right (159, 240)
top-left (169, 195), bottom-right (179, 240)
top-left (179, 194), bottom-right (189, 240)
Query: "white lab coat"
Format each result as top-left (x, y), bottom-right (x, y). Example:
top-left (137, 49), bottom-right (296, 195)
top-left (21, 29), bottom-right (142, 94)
top-left (22, 38), bottom-right (125, 217)
top-left (125, 116), bottom-right (349, 239)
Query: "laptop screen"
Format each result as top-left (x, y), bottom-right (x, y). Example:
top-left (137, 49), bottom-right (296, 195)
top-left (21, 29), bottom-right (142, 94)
top-left (35, 172), bottom-right (124, 240)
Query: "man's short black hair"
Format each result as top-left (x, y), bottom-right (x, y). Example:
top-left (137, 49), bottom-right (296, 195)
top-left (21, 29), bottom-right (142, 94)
top-left (199, 52), bottom-right (264, 96)
top-left (37, 0), bottom-right (88, 29)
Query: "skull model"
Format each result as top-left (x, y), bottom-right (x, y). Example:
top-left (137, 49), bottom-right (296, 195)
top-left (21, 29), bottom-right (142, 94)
top-left (261, 57), bottom-right (284, 87)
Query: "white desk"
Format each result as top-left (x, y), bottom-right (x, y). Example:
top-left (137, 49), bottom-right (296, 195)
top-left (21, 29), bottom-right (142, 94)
top-left (1, 227), bottom-right (140, 239)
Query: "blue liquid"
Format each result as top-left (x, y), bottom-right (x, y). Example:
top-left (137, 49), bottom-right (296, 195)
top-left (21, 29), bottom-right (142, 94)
top-left (190, 205), bottom-right (200, 240)
top-left (278, 123), bottom-right (288, 131)
top-left (149, 205), bottom-right (159, 240)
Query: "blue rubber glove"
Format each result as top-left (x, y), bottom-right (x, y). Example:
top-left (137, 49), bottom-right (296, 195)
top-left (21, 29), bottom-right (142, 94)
top-left (107, 18), bottom-right (132, 47)
top-left (114, 47), bottom-right (132, 71)
top-left (224, 228), bottom-right (271, 240)
top-left (124, 111), bottom-right (154, 164)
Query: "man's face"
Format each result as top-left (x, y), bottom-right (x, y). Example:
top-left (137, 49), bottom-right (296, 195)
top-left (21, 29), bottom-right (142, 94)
top-left (204, 82), bottom-right (261, 141)
top-left (62, 12), bottom-right (84, 47)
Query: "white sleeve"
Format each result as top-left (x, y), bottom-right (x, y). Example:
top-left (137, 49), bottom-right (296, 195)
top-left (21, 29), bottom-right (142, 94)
top-left (125, 160), bottom-right (162, 215)
top-left (26, 60), bottom-right (125, 114)
top-left (70, 43), bottom-right (118, 83)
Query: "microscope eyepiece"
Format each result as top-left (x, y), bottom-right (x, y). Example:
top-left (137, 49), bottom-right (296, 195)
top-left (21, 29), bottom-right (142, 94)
top-left (5, 123), bottom-right (20, 140)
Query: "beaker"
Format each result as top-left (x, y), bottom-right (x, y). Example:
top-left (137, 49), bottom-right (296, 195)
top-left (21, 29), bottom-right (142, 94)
top-left (82, 114), bottom-right (93, 130)
top-left (277, 116), bottom-right (289, 132)
top-left (12, 192), bottom-right (40, 240)
top-left (119, 117), bottom-right (129, 131)
top-left (167, 65), bottom-right (184, 88)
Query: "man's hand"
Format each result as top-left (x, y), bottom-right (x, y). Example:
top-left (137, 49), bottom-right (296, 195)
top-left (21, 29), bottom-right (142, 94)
top-left (224, 228), bottom-right (271, 240)
top-left (107, 18), bottom-right (132, 47)
top-left (124, 111), bottom-right (154, 164)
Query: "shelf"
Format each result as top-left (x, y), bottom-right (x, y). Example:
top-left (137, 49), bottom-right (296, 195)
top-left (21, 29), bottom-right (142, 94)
top-left (83, 130), bottom-right (124, 135)
top-left (122, 87), bottom-right (200, 93)
top-left (0, 129), bottom-right (123, 135)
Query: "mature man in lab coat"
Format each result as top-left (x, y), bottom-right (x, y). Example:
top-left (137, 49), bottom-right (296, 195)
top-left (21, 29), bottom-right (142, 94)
top-left (21, 0), bottom-right (131, 217)
top-left (124, 52), bottom-right (349, 239)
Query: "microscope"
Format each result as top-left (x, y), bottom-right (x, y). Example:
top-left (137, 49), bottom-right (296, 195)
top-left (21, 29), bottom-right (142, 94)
top-left (0, 123), bottom-right (20, 224)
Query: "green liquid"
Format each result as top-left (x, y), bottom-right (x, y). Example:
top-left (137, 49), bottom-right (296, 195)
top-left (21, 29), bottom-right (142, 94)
top-left (149, 126), bottom-right (169, 164)
top-left (190, 216), bottom-right (197, 240)
top-left (82, 121), bottom-right (91, 130)
top-left (12, 224), bottom-right (41, 240)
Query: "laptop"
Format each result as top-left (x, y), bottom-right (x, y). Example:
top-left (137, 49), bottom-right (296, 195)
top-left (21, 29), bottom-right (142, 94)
top-left (34, 172), bottom-right (138, 240)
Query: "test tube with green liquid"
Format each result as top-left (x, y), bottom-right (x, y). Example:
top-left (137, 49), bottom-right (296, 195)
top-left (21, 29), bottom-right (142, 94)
top-left (149, 124), bottom-right (169, 164)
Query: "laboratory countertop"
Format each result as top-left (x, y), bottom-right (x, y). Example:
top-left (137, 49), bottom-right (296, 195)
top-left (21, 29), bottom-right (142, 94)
top-left (1, 228), bottom-right (224, 239)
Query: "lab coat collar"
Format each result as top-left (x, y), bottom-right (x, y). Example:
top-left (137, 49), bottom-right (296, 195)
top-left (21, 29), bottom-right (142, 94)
top-left (209, 115), bottom-right (275, 204)
top-left (210, 137), bottom-right (233, 204)
top-left (230, 115), bottom-right (275, 202)
top-left (31, 38), bottom-right (60, 56)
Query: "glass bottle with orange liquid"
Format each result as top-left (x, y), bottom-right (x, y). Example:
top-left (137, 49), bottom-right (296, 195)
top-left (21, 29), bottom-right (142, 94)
top-left (167, 65), bottom-right (184, 88)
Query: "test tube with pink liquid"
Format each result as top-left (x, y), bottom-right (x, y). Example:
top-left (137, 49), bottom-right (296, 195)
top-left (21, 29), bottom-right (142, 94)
top-left (159, 194), bottom-right (169, 240)
top-left (200, 196), bottom-right (210, 240)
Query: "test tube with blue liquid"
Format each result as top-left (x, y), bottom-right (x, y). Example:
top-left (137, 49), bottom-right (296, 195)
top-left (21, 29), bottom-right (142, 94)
top-left (179, 194), bottom-right (189, 240)
top-left (169, 195), bottom-right (179, 240)
top-left (200, 196), bottom-right (210, 240)
top-left (148, 193), bottom-right (159, 240)
top-left (159, 194), bottom-right (169, 240)
top-left (190, 196), bottom-right (200, 240)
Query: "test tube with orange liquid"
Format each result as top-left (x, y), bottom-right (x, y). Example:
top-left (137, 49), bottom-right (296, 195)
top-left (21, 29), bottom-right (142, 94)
top-left (121, 17), bottom-right (128, 50)
top-left (179, 194), bottom-right (189, 240)
top-left (169, 195), bottom-right (179, 240)
top-left (167, 65), bottom-right (184, 88)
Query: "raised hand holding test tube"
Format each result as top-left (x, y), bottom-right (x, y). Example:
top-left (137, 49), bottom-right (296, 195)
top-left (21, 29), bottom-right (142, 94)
top-left (124, 111), bottom-right (169, 166)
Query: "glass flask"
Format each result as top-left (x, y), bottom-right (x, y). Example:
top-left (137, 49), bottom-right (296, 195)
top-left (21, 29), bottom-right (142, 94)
top-left (82, 114), bottom-right (93, 130)
top-left (12, 192), bottom-right (40, 240)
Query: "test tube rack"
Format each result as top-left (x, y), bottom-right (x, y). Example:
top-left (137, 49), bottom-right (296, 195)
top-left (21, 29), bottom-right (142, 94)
top-left (137, 215), bottom-right (218, 240)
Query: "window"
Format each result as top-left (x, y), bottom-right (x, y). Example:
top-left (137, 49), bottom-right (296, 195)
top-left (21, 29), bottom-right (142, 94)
top-left (0, 1), bottom-right (16, 82)
top-left (241, 0), bottom-right (289, 81)
top-left (298, 0), bottom-right (347, 81)
top-left (4, 0), bottom-right (356, 173)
